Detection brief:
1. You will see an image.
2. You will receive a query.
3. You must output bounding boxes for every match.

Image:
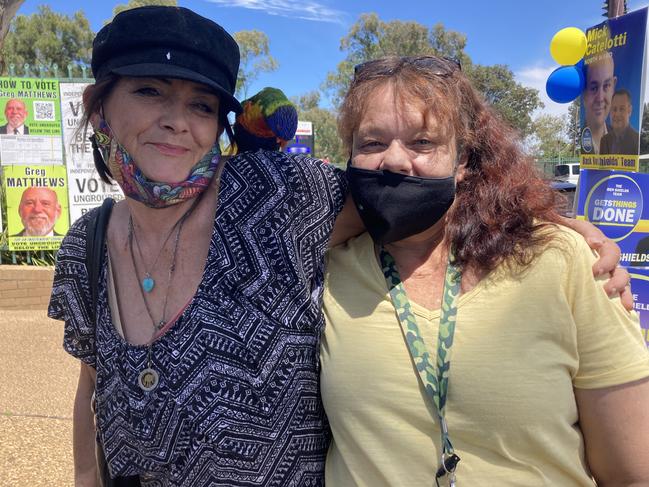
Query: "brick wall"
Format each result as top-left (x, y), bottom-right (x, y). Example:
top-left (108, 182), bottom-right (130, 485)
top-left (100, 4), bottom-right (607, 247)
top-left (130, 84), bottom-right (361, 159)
top-left (0, 265), bottom-right (54, 310)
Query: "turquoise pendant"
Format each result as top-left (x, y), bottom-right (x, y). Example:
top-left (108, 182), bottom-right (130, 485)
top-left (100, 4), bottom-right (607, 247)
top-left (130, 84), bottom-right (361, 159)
top-left (142, 275), bottom-right (155, 293)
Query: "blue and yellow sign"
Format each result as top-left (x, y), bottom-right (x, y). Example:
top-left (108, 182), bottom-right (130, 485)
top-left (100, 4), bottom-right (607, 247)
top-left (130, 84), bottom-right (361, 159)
top-left (577, 169), bottom-right (649, 266)
top-left (629, 268), bottom-right (649, 346)
top-left (579, 8), bottom-right (647, 163)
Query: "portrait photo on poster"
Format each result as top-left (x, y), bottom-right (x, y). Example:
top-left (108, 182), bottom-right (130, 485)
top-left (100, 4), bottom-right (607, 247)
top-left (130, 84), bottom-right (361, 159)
top-left (579, 9), bottom-right (645, 167)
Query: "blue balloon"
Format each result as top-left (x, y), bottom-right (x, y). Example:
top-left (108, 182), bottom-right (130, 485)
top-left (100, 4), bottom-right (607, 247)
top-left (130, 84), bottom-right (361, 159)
top-left (546, 65), bottom-right (584, 103)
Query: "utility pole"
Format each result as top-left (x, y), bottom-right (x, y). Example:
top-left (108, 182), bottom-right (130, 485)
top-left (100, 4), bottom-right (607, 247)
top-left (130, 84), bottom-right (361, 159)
top-left (603, 0), bottom-right (627, 18)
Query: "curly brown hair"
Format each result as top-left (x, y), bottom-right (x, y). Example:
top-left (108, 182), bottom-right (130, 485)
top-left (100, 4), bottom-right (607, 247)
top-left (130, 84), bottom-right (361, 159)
top-left (338, 56), bottom-right (564, 274)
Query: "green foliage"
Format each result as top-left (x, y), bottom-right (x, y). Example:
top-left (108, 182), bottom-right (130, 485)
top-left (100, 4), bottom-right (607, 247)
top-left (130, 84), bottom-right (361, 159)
top-left (0, 1), bottom-right (25, 55)
top-left (566, 99), bottom-right (581, 156)
top-left (293, 92), bottom-right (346, 167)
top-left (112, 0), bottom-right (178, 18)
top-left (324, 13), bottom-right (541, 136)
top-left (1, 5), bottom-right (93, 77)
top-left (641, 103), bottom-right (649, 155)
top-left (324, 13), bottom-right (469, 108)
top-left (528, 114), bottom-right (572, 158)
top-left (465, 64), bottom-right (540, 138)
top-left (233, 30), bottom-right (278, 99)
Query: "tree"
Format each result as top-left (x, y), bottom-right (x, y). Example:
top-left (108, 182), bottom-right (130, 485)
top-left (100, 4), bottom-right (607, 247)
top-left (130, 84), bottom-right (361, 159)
top-left (640, 102), bottom-right (649, 155)
top-left (528, 114), bottom-right (571, 158)
top-left (112, 0), bottom-right (177, 18)
top-left (233, 30), bottom-right (278, 99)
top-left (566, 99), bottom-right (581, 156)
top-left (324, 13), bottom-right (541, 136)
top-left (293, 92), bottom-right (346, 166)
top-left (0, 0), bottom-right (24, 71)
top-left (1, 5), bottom-right (93, 77)
top-left (465, 64), bottom-right (540, 138)
top-left (324, 13), bottom-right (469, 108)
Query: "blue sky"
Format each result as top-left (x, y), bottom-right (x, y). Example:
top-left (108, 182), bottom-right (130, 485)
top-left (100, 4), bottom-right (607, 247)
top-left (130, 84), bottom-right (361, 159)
top-left (14, 0), bottom-right (649, 116)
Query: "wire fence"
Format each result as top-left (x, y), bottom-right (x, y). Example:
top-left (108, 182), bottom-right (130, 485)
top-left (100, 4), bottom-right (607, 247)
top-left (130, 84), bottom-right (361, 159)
top-left (534, 155), bottom-right (581, 178)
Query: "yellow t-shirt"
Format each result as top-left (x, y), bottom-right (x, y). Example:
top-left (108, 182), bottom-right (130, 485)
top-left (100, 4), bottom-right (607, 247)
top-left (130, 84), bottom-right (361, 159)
top-left (321, 228), bottom-right (649, 486)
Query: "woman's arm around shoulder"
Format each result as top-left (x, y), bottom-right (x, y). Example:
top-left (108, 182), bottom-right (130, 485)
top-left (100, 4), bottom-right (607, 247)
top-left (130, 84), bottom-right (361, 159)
top-left (559, 216), bottom-right (633, 310)
top-left (330, 194), bottom-right (364, 247)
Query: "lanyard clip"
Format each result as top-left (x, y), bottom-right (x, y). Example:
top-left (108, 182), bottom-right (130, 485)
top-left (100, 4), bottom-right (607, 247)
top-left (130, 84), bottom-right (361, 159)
top-left (436, 452), bottom-right (461, 479)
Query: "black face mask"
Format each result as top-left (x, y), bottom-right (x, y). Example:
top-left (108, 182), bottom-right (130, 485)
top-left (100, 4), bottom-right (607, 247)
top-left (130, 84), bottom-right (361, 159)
top-left (347, 162), bottom-right (456, 245)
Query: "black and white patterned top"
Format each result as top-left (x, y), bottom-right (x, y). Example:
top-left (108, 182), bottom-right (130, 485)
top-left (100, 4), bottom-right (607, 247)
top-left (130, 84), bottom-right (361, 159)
top-left (48, 150), bottom-right (347, 486)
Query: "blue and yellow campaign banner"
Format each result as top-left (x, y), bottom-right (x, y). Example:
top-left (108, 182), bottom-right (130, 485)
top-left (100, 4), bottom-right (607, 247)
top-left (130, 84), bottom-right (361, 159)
top-left (576, 169), bottom-right (649, 266)
top-left (629, 268), bottom-right (649, 346)
top-left (2, 164), bottom-right (69, 251)
top-left (579, 8), bottom-right (647, 171)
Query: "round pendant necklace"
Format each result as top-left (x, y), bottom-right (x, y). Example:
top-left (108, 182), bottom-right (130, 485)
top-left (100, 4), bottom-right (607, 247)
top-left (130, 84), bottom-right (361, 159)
top-left (127, 161), bottom-right (225, 393)
top-left (128, 202), bottom-right (197, 392)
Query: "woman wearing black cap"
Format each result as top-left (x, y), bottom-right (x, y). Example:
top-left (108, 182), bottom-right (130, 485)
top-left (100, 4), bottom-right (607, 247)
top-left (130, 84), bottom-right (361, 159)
top-left (47, 5), bottom-right (630, 487)
top-left (48, 5), bottom-right (357, 486)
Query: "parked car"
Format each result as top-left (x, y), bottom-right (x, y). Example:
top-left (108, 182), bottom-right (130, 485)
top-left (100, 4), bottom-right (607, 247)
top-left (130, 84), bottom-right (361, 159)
top-left (553, 163), bottom-right (580, 184)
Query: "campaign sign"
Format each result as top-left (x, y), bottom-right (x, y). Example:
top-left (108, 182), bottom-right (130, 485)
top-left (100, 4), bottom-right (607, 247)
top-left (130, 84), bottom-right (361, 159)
top-left (60, 82), bottom-right (123, 223)
top-left (629, 267), bottom-right (649, 346)
top-left (0, 77), bottom-right (62, 136)
top-left (576, 169), bottom-right (649, 266)
top-left (2, 164), bottom-right (69, 251)
top-left (0, 77), bottom-right (64, 164)
top-left (579, 8), bottom-right (647, 170)
top-left (285, 120), bottom-right (314, 157)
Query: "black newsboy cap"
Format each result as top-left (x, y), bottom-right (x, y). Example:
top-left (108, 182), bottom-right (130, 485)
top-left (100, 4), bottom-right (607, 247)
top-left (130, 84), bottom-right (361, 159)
top-left (92, 6), bottom-right (242, 114)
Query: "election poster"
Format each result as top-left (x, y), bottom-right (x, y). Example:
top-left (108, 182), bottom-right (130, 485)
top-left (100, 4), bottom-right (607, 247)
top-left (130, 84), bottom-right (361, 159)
top-left (2, 164), bottom-right (69, 251)
top-left (577, 169), bottom-right (649, 348)
top-left (60, 82), bottom-right (123, 223)
top-left (0, 77), bottom-right (63, 165)
top-left (629, 268), bottom-right (649, 346)
top-left (576, 169), bottom-right (649, 267)
top-left (285, 121), bottom-right (314, 156)
top-left (579, 7), bottom-right (647, 172)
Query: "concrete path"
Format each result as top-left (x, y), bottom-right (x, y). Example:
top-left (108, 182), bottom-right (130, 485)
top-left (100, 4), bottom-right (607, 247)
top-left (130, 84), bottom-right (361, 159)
top-left (0, 310), bottom-right (76, 486)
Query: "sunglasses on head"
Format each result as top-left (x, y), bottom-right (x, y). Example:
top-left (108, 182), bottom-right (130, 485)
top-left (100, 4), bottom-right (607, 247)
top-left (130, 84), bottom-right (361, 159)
top-left (353, 56), bottom-right (461, 79)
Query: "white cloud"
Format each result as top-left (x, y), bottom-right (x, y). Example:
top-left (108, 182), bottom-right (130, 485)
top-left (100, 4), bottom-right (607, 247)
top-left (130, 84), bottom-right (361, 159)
top-left (516, 64), bottom-right (571, 119)
top-left (206, 0), bottom-right (346, 24)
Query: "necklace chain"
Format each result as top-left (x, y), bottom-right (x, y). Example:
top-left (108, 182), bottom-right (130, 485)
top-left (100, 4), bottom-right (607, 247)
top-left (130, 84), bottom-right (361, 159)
top-left (128, 202), bottom-right (195, 335)
top-left (131, 213), bottom-right (184, 292)
top-left (129, 159), bottom-right (227, 391)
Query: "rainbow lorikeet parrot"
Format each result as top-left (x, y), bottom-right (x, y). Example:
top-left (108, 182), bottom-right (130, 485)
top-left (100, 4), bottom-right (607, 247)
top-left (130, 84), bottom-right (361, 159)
top-left (234, 87), bottom-right (299, 152)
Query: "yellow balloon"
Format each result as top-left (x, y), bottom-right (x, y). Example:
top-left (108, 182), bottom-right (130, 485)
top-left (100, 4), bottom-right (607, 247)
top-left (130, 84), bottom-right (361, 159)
top-left (550, 27), bottom-right (587, 66)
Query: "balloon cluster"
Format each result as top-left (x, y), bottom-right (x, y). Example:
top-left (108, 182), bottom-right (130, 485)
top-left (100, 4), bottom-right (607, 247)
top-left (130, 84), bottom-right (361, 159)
top-left (546, 27), bottom-right (588, 103)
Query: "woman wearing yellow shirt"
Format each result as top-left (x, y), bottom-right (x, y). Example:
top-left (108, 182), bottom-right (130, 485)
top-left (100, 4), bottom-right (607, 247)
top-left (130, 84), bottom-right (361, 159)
top-left (321, 56), bottom-right (649, 486)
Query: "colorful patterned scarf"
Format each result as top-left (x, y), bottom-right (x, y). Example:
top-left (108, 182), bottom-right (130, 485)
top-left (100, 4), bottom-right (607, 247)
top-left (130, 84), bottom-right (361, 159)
top-left (93, 118), bottom-right (220, 208)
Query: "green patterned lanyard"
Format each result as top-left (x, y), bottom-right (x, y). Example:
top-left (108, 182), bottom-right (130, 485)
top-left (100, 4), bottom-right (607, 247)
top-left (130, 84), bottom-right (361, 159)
top-left (380, 247), bottom-right (462, 487)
